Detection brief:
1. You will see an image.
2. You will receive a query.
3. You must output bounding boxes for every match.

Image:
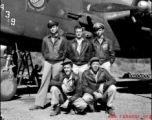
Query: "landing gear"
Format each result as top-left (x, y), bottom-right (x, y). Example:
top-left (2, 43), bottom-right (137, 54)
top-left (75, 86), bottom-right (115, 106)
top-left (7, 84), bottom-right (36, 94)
top-left (1, 44), bottom-right (39, 101)
top-left (0, 52), bottom-right (17, 101)
top-left (0, 71), bottom-right (17, 101)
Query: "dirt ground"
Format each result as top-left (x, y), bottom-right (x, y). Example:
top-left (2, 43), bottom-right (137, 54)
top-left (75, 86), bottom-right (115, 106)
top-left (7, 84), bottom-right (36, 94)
top-left (1, 67), bottom-right (152, 120)
top-left (1, 83), bottom-right (152, 120)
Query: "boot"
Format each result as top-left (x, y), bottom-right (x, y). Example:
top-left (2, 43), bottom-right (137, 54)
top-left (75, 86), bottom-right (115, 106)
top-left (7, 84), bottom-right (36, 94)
top-left (50, 105), bottom-right (61, 116)
top-left (29, 105), bottom-right (43, 110)
top-left (106, 106), bottom-right (115, 116)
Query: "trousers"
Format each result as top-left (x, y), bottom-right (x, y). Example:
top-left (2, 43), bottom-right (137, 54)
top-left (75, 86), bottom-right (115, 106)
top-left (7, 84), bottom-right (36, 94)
top-left (72, 64), bottom-right (89, 80)
top-left (100, 61), bottom-right (111, 73)
top-left (82, 84), bottom-right (116, 107)
top-left (50, 86), bottom-right (87, 112)
top-left (35, 61), bottom-right (63, 107)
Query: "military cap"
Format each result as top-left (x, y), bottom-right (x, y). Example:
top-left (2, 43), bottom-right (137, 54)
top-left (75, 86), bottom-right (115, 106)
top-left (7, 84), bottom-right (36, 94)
top-left (47, 20), bottom-right (59, 28)
top-left (93, 22), bottom-right (104, 31)
top-left (61, 58), bottom-right (73, 66)
top-left (89, 57), bottom-right (100, 65)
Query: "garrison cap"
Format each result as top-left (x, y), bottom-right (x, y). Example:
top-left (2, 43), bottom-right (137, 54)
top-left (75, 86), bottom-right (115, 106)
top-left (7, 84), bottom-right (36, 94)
top-left (47, 20), bottom-right (59, 28)
top-left (61, 58), bottom-right (73, 66)
top-left (93, 22), bottom-right (104, 31)
top-left (89, 57), bottom-right (100, 65)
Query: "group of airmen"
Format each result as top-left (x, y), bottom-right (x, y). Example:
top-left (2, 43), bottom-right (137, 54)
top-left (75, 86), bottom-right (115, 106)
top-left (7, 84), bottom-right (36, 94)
top-left (28, 20), bottom-right (117, 116)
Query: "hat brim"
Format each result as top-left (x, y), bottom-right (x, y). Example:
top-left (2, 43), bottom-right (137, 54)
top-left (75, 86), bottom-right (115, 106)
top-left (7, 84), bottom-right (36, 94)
top-left (94, 26), bottom-right (104, 31)
top-left (47, 23), bottom-right (58, 28)
top-left (89, 60), bottom-right (100, 65)
top-left (61, 61), bottom-right (73, 66)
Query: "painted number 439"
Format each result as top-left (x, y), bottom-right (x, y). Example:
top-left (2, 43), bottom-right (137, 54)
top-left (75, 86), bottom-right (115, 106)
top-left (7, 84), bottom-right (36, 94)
top-left (1, 4), bottom-right (16, 26)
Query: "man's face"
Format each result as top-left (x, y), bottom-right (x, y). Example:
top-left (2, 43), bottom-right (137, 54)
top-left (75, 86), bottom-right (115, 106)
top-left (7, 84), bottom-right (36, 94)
top-left (91, 61), bottom-right (100, 72)
top-left (96, 28), bottom-right (104, 37)
top-left (64, 64), bottom-right (72, 76)
top-left (75, 28), bottom-right (83, 39)
top-left (50, 25), bottom-right (58, 34)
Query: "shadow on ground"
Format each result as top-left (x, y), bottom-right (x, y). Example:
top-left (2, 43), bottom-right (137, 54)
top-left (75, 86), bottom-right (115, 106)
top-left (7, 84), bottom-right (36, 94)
top-left (16, 86), bottom-right (39, 95)
top-left (1, 86), bottom-right (40, 102)
top-left (10, 85), bottom-right (52, 101)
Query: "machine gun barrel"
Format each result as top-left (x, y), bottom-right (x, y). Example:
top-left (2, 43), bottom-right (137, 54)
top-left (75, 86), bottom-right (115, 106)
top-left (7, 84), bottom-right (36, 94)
top-left (67, 13), bottom-right (80, 20)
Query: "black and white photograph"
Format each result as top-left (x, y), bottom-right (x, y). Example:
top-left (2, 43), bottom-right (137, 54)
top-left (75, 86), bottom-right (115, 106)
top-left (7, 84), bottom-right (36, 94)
top-left (0, 0), bottom-right (152, 120)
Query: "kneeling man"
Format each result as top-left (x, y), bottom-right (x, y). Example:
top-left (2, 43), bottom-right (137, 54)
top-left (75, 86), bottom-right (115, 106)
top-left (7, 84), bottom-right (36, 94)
top-left (82, 57), bottom-right (116, 115)
top-left (49, 58), bottom-right (87, 116)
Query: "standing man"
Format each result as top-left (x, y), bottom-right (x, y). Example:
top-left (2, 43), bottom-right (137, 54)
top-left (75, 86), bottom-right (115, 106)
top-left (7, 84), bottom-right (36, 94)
top-left (82, 57), bottom-right (117, 115)
top-left (67, 25), bottom-right (93, 79)
top-left (92, 22), bottom-right (115, 73)
top-left (49, 58), bottom-right (87, 116)
top-left (30, 20), bottom-right (67, 110)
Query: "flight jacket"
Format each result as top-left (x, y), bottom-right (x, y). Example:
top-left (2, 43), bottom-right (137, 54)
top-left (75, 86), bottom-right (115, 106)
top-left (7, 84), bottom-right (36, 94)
top-left (81, 68), bottom-right (116, 95)
top-left (50, 71), bottom-right (82, 103)
top-left (66, 38), bottom-right (93, 66)
top-left (41, 34), bottom-right (67, 64)
top-left (91, 36), bottom-right (115, 64)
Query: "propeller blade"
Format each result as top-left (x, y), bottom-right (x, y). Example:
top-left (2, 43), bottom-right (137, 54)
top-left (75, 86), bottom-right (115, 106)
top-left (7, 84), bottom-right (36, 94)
top-left (88, 3), bottom-right (138, 12)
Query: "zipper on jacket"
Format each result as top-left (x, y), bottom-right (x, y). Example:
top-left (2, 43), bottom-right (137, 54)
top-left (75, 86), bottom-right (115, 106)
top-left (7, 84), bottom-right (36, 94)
top-left (52, 37), bottom-right (60, 56)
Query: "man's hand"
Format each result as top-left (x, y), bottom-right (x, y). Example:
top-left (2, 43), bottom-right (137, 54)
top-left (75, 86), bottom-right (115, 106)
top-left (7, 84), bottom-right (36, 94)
top-left (60, 100), bottom-right (69, 109)
top-left (93, 92), bottom-right (103, 99)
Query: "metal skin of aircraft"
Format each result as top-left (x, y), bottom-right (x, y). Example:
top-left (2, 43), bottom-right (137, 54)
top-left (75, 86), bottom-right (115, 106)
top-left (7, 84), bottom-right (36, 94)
top-left (0, 0), bottom-right (152, 101)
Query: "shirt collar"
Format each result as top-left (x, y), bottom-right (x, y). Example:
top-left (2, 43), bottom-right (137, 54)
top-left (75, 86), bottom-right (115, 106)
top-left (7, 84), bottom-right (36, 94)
top-left (88, 68), bottom-right (102, 76)
top-left (68, 73), bottom-right (73, 80)
top-left (48, 33), bottom-right (60, 39)
top-left (75, 37), bottom-right (84, 42)
top-left (95, 35), bottom-right (105, 43)
top-left (73, 37), bottom-right (86, 43)
top-left (89, 69), bottom-right (97, 76)
top-left (64, 71), bottom-right (73, 80)
top-left (90, 69), bottom-right (94, 75)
